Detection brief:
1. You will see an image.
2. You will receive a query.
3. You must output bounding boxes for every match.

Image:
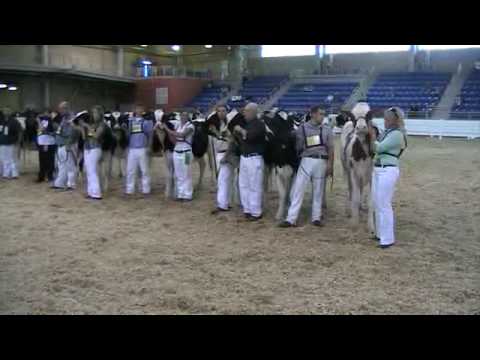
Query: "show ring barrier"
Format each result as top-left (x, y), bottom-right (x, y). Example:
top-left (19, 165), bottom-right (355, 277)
top-left (331, 118), bottom-right (480, 139)
top-left (371, 119), bottom-right (480, 139)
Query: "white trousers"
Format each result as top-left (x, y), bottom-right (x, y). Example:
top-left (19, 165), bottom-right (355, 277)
top-left (84, 148), bottom-right (102, 199)
top-left (286, 157), bottom-right (327, 224)
top-left (173, 150), bottom-right (193, 200)
top-left (216, 152), bottom-right (234, 210)
top-left (0, 145), bottom-right (18, 178)
top-left (54, 146), bottom-right (77, 188)
top-left (372, 166), bottom-right (400, 246)
top-left (239, 155), bottom-right (264, 217)
top-left (164, 150), bottom-right (176, 199)
top-left (126, 147), bottom-right (151, 194)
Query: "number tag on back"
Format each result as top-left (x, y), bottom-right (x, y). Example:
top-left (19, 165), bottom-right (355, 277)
top-left (132, 123), bottom-right (142, 133)
top-left (306, 135), bottom-right (320, 147)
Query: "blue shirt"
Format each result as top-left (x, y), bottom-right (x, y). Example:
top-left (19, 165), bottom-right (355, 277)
top-left (55, 113), bottom-right (78, 146)
top-left (128, 117), bottom-right (153, 149)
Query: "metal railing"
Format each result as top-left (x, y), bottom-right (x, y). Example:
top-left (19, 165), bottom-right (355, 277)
top-left (134, 65), bottom-right (211, 79)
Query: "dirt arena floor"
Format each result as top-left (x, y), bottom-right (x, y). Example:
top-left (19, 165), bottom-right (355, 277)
top-left (0, 137), bottom-right (479, 314)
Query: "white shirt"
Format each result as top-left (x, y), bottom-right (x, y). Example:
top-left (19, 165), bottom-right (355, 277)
top-left (174, 122), bottom-right (195, 152)
top-left (212, 120), bottom-right (230, 153)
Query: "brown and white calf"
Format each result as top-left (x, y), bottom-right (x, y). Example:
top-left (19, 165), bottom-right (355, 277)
top-left (340, 103), bottom-right (375, 231)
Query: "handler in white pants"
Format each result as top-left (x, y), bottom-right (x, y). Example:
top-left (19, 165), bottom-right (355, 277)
top-left (52, 103), bottom-right (80, 190)
top-left (234, 103), bottom-right (266, 220)
top-left (216, 152), bottom-right (235, 210)
top-left (80, 106), bottom-right (106, 199)
top-left (239, 154), bottom-right (264, 218)
top-left (164, 150), bottom-right (176, 199)
top-left (0, 107), bottom-right (22, 179)
top-left (161, 111), bottom-right (195, 201)
top-left (84, 147), bottom-right (102, 198)
top-left (370, 106), bottom-right (407, 249)
top-left (0, 145), bottom-right (19, 179)
top-left (280, 106), bottom-right (334, 227)
top-left (209, 105), bottom-right (236, 213)
top-left (125, 105), bottom-right (153, 195)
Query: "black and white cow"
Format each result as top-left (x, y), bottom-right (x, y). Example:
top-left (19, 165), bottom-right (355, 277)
top-left (262, 109), bottom-right (302, 220)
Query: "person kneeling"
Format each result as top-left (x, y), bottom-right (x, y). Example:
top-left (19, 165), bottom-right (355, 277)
top-left (279, 106), bottom-right (334, 228)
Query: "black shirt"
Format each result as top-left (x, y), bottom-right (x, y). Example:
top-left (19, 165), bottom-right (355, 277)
top-left (0, 116), bottom-right (21, 145)
top-left (239, 118), bottom-right (266, 156)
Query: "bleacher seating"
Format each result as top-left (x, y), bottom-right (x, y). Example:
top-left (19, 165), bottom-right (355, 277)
top-left (274, 82), bottom-right (358, 113)
top-left (227, 76), bottom-right (287, 108)
top-left (450, 69), bottom-right (480, 119)
top-left (188, 86), bottom-right (224, 113)
top-left (367, 72), bottom-right (451, 117)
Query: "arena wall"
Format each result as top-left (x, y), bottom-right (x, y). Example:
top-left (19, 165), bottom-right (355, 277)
top-left (248, 48), bottom-right (480, 76)
top-left (134, 77), bottom-right (207, 111)
top-left (0, 73), bottom-right (134, 112)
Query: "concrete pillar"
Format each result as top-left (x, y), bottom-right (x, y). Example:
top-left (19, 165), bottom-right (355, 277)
top-left (117, 46), bottom-right (124, 77)
top-left (44, 78), bottom-right (50, 109)
top-left (408, 45), bottom-right (417, 72)
top-left (228, 45), bottom-right (248, 88)
top-left (425, 49), bottom-right (431, 70)
top-left (42, 45), bottom-right (49, 66)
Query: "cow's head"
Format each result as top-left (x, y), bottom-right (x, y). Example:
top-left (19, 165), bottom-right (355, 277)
top-left (351, 102), bottom-right (372, 136)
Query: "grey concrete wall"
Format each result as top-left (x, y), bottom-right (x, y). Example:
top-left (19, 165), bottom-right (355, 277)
top-left (248, 55), bottom-right (319, 76)
top-left (247, 48), bottom-right (480, 76)
top-left (0, 45), bottom-right (40, 65)
top-left (429, 48), bottom-right (480, 72)
top-left (0, 73), bottom-right (134, 112)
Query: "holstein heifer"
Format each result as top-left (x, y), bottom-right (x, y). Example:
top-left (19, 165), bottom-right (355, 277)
top-left (261, 109), bottom-right (301, 220)
top-left (340, 102), bottom-right (375, 231)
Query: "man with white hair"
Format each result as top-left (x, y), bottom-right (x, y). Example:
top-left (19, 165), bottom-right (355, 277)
top-left (233, 102), bottom-right (266, 221)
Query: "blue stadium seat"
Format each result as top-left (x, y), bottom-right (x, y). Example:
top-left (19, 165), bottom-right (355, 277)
top-left (274, 81), bottom-right (358, 112)
top-left (367, 71), bottom-right (452, 112)
top-left (450, 69), bottom-right (480, 119)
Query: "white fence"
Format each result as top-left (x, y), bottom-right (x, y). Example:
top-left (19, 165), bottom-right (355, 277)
top-left (371, 119), bottom-right (480, 139)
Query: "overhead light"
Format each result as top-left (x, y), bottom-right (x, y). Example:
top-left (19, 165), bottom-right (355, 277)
top-left (171, 45), bottom-right (181, 52)
top-left (0, 84), bottom-right (7, 89)
top-left (8, 86), bottom-right (17, 91)
top-left (140, 45), bottom-right (149, 47)
top-left (141, 60), bottom-right (152, 65)
top-left (205, 45), bottom-right (213, 49)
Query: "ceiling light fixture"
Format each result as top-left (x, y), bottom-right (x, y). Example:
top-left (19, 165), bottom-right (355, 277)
top-left (171, 45), bottom-right (181, 51)
top-left (205, 45), bottom-right (213, 49)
